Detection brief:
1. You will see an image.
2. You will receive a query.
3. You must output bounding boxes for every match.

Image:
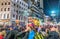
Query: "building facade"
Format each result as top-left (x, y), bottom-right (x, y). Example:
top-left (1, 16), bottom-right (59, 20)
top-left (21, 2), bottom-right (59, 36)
top-left (0, 0), bottom-right (28, 25)
top-left (28, 0), bottom-right (44, 18)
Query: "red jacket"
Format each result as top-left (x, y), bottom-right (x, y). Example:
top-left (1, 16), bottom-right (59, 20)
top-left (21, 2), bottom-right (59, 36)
top-left (0, 35), bottom-right (4, 39)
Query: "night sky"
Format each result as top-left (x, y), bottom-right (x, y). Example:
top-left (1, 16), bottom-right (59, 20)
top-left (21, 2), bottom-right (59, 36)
top-left (43, 0), bottom-right (59, 16)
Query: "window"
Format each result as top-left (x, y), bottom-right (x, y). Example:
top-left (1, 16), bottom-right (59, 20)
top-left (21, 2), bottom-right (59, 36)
top-left (7, 14), bottom-right (9, 18)
top-left (14, 4), bottom-right (15, 6)
top-left (19, 11), bottom-right (20, 13)
top-left (17, 5), bottom-right (18, 8)
top-left (8, 8), bottom-right (10, 11)
top-left (24, 4), bottom-right (25, 6)
top-left (19, 16), bottom-right (20, 20)
top-left (23, 8), bottom-right (24, 10)
top-left (4, 14), bottom-right (6, 19)
top-left (16, 10), bottom-right (18, 13)
top-left (26, 5), bottom-right (27, 7)
top-left (20, 2), bottom-right (21, 4)
top-left (16, 15), bottom-right (18, 19)
top-left (22, 3), bottom-right (23, 5)
top-left (15, 0), bottom-right (18, 2)
top-left (13, 14), bottom-right (15, 18)
top-left (1, 8), bottom-right (3, 11)
top-left (21, 16), bottom-right (23, 20)
top-left (0, 14), bottom-right (2, 18)
top-left (19, 6), bottom-right (21, 8)
top-left (8, 2), bottom-right (10, 5)
top-left (26, 9), bottom-right (27, 10)
top-left (5, 3), bottom-right (7, 5)
top-left (24, 8), bottom-right (25, 10)
top-left (4, 8), bottom-right (6, 11)
top-left (1, 3), bottom-right (3, 5)
top-left (22, 8), bottom-right (23, 9)
top-left (20, 7), bottom-right (21, 8)
top-left (14, 9), bottom-right (15, 11)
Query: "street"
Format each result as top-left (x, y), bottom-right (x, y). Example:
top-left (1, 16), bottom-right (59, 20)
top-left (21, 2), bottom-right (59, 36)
top-left (0, 0), bottom-right (60, 39)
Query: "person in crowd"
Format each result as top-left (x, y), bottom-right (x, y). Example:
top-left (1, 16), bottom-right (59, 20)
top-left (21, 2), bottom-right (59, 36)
top-left (41, 26), bottom-right (47, 37)
top-left (0, 23), bottom-right (60, 39)
top-left (0, 32), bottom-right (4, 39)
top-left (24, 23), bottom-right (35, 39)
top-left (2, 29), bottom-right (6, 39)
top-left (47, 26), bottom-right (60, 39)
top-left (6, 26), bottom-right (18, 39)
top-left (37, 26), bottom-right (42, 33)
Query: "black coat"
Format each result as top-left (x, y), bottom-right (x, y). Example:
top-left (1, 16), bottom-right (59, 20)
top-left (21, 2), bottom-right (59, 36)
top-left (47, 31), bottom-right (60, 39)
top-left (16, 31), bottom-right (29, 39)
top-left (6, 30), bottom-right (18, 39)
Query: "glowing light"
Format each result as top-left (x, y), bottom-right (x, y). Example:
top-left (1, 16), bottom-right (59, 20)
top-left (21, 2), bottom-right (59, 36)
top-left (51, 11), bottom-right (56, 16)
top-left (51, 11), bottom-right (55, 13)
top-left (51, 13), bottom-right (56, 16)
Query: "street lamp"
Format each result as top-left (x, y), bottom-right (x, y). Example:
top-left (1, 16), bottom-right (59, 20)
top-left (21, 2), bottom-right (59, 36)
top-left (51, 13), bottom-right (56, 17)
top-left (51, 11), bottom-right (56, 17)
top-left (51, 11), bottom-right (55, 14)
top-left (51, 11), bottom-right (56, 23)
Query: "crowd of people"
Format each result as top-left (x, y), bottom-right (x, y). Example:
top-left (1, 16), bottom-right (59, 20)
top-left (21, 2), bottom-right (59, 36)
top-left (0, 24), bottom-right (60, 39)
